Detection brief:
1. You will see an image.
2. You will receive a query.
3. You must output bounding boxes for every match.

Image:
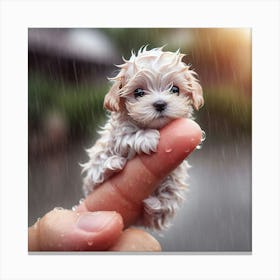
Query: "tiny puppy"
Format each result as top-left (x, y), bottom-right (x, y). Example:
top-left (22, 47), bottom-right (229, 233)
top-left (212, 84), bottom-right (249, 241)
top-left (82, 46), bottom-right (204, 230)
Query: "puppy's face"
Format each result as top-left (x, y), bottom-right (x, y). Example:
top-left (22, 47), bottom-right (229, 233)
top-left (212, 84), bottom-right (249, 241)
top-left (125, 81), bottom-right (193, 129)
top-left (104, 47), bottom-right (204, 129)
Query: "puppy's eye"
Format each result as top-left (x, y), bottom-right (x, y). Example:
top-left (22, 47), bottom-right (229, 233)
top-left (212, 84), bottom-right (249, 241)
top-left (170, 86), bottom-right (179, 95)
top-left (134, 88), bottom-right (145, 98)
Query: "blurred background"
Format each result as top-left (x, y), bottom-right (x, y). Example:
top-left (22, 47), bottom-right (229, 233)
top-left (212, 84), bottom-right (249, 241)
top-left (28, 28), bottom-right (251, 252)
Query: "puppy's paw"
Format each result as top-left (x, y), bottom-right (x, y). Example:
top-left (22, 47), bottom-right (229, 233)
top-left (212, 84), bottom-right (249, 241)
top-left (104, 155), bottom-right (126, 171)
top-left (103, 155), bottom-right (127, 179)
top-left (134, 129), bottom-right (160, 155)
top-left (142, 196), bottom-right (172, 230)
top-left (143, 196), bottom-right (162, 214)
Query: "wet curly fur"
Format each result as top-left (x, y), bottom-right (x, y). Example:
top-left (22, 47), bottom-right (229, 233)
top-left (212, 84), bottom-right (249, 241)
top-left (82, 46), bottom-right (204, 230)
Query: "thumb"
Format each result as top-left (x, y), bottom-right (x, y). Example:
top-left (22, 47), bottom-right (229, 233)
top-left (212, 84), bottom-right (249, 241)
top-left (28, 209), bottom-right (123, 251)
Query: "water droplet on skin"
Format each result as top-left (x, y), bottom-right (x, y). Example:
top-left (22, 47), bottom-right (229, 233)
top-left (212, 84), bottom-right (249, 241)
top-left (165, 148), bottom-right (173, 153)
top-left (60, 233), bottom-right (65, 237)
top-left (53, 207), bottom-right (64, 211)
top-left (79, 198), bottom-right (85, 204)
top-left (87, 241), bottom-right (93, 246)
top-left (33, 217), bottom-right (41, 229)
top-left (196, 130), bottom-right (206, 150)
top-left (201, 130), bottom-right (206, 141)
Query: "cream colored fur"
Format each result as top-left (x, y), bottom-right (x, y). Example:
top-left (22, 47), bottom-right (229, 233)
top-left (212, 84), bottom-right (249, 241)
top-left (82, 46), bottom-right (204, 230)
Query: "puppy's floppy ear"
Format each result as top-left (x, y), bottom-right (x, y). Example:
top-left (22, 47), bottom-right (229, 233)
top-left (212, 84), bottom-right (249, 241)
top-left (104, 79), bottom-right (123, 112)
top-left (190, 82), bottom-right (204, 110)
top-left (183, 68), bottom-right (204, 110)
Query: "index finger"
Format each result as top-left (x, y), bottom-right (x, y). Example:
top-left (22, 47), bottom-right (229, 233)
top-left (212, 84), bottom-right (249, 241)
top-left (77, 118), bottom-right (202, 227)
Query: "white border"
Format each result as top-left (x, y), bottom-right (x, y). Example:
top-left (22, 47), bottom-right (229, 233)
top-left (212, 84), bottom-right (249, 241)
top-left (1, 1), bottom-right (279, 280)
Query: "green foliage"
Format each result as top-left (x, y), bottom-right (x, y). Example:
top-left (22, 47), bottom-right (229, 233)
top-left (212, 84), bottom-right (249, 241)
top-left (28, 74), bottom-right (59, 124)
top-left (202, 85), bottom-right (252, 132)
top-left (28, 73), bottom-right (108, 137)
top-left (57, 85), bottom-right (107, 136)
top-left (102, 28), bottom-right (171, 57)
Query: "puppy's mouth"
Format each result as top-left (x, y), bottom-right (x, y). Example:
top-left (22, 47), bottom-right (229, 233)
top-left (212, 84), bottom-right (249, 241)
top-left (146, 114), bottom-right (172, 129)
top-left (156, 115), bottom-right (169, 122)
top-left (155, 110), bottom-right (172, 120)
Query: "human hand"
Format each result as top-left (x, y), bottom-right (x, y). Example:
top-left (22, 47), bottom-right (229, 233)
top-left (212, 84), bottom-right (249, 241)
top-left (28, 118), bottom-right (202, 251)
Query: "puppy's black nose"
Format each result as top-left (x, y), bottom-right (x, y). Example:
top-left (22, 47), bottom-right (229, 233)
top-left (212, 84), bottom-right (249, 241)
top-left (153, 100), bottom-right (167, 112)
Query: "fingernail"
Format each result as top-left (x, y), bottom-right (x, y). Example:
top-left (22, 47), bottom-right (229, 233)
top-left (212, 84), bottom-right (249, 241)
top-left (76, 211), bottom-right (116, 232)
